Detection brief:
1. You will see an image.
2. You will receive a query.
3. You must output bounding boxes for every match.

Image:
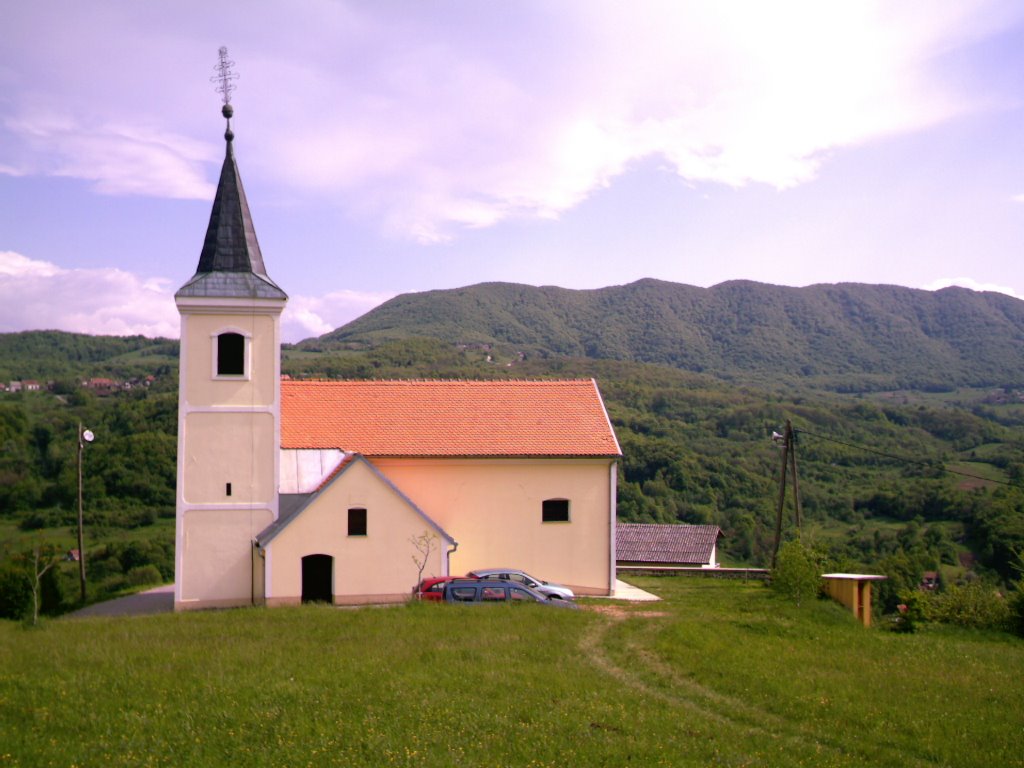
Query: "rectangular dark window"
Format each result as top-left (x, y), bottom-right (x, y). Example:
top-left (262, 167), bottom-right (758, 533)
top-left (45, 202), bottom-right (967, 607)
top-left (217, 332), bottom-right (245, 376)
top-left (542, 499), bottom-right (570, 523)
top-left (348, 507), bottom-right (367, 536)
top-left (226, 482), bottom-right (232, 497)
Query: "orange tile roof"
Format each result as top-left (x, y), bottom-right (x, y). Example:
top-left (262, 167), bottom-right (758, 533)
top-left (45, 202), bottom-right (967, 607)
top-left (281, 379), bottom-right (621, 457)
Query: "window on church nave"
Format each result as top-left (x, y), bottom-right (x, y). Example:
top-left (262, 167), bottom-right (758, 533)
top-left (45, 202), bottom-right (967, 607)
top-left (542, 499), bottom-right (570, 523)
top-left (348, 508), bottom-right (368, 536)
top-left (217, 332), bottom-right (245, 376)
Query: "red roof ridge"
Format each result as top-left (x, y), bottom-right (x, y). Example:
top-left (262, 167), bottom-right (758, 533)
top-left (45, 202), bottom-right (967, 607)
top-left (283, 378), bottom-right (597, 384)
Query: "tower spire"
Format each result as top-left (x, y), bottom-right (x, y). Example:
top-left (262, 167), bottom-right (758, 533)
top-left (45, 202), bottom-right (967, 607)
top-left (176, 47), bottom-right (286, 300)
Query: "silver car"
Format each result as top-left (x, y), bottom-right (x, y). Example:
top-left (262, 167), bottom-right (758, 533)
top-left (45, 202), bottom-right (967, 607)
top-left (467, 568), bottom-right (575, 600)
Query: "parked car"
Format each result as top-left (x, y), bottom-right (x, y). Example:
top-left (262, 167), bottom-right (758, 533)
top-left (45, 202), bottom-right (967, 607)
top-left (413, 576), bottom-right (462, 601)
top-left (442, 579), bottom-right (578, 608)
top-left (467, 568), bottom-right (575, 600)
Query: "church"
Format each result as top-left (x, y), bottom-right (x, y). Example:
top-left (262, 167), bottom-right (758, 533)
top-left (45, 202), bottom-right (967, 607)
top-left (173, 101), bottom-right (621, 610)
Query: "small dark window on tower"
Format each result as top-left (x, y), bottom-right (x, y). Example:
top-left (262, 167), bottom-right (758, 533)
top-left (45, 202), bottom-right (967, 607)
top-left (217, 332), bottom-right (245, 376)
top-left (226, 482), bottom-right (232, 497)
top-left (348, 508), bottom-right (367, 536)
top-left (542, 499), bottom-right (570, 523)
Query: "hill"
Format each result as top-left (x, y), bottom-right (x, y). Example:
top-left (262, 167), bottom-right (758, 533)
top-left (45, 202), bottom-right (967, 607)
top-left (306, 279), bottom-right (1024, 391)
top-left (0, 330), bottom-right (178, 382)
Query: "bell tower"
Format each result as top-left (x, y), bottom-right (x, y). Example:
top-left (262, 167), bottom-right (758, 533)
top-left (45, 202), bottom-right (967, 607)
top-left (173, 49), bottom-right (287, 609)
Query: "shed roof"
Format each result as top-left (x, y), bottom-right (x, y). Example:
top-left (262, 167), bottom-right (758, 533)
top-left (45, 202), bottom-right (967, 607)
top-left (616, 523), bottom-right (722, 564)
top-left (281, 379), bottom-right (621, 457)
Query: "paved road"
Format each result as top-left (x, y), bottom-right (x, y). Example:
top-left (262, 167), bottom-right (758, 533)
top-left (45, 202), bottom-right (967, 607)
top-left (67, 584), bottom-right (174, 618)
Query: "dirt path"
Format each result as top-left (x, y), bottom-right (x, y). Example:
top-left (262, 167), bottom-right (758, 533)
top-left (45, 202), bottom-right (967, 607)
top-left (578, 607), bottom-right (938, 767)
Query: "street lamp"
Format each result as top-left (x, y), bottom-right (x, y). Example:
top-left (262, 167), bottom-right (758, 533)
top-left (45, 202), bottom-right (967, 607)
top-left (77, 423), bottom-right (94, 604)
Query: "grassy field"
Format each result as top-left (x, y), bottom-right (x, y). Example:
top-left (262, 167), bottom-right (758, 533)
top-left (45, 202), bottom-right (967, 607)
top-left (1, 577), bottom-right (1022, 767)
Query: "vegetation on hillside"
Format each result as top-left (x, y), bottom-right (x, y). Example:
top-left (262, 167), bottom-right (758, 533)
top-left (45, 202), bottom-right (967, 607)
top-left (308, 279), bottom-right (1024, 391)
top-left (0, 330), bottom-right (177, 383)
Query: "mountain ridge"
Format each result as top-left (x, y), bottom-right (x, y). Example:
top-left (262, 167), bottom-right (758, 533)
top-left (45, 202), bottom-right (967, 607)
top-left (304, 278), bottom-right (1024, 390)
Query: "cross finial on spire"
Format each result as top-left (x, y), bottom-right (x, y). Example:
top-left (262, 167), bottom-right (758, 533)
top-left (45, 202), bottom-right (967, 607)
top-left (211, 46), bottom-right (239, 140)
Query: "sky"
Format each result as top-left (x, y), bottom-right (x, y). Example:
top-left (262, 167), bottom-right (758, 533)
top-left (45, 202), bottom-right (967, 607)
top-left (2, 1), bottom-right (1024, 344)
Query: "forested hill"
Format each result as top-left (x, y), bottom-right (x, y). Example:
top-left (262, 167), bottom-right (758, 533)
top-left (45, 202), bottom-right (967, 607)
top-left (307, 279), bottom-right (1024, 391)
top-left (0, 331), bottom-right (177, 382)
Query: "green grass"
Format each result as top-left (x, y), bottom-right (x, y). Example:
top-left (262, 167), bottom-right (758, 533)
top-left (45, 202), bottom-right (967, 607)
top-left (1, 578), bottom-right (1021, 767)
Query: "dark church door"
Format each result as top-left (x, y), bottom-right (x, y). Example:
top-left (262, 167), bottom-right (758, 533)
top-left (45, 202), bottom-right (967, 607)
top-left (301, 554), bottom-right (334, 604)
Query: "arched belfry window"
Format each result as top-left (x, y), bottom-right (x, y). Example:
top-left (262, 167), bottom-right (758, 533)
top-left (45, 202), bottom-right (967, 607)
top-left (212, 330), bottom-right (250, 378)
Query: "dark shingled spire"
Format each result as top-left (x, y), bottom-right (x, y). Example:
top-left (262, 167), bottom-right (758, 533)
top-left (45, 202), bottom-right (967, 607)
top-left (176, 101), bottom-right (287, 300)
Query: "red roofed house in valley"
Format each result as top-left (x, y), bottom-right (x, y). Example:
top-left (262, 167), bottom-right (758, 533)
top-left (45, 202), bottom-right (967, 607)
top-left (173, 103), bottom-right (620, 610)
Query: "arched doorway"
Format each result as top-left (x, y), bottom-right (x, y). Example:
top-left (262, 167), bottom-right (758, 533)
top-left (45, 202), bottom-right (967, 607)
top-left (301, 554), bottom-right (333, 604)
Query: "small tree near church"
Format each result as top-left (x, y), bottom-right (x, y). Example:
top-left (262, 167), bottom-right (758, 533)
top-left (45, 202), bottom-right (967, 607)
top-left (410, 531), bottom-right (439, 599)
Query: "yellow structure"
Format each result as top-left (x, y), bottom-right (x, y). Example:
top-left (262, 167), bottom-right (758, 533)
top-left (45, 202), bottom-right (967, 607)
top-left (174, 104), bottom-right (620, 610)
top-left (821, 573), bottom-right (887, 627)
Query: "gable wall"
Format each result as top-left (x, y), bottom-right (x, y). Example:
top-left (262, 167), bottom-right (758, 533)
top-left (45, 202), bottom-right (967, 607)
top-left (264, 460), bottom-right (448, 605)
top-left (372, 457), bottom-right (615, 595)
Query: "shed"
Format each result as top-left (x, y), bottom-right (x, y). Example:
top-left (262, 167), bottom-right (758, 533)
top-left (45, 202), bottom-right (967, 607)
top-left (616, 523), bottom-right (722, 568)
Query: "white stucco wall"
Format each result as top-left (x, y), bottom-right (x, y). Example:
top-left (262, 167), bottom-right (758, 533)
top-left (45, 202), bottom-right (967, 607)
top-left (264, 459), bottom-right (449, 605)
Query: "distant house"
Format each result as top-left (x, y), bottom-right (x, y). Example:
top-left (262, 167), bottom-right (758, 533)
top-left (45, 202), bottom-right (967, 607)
top-left (23, 380), bottom-right (41, 391)
top-left (82, 377), bottom-right (120, 395)
top-left (920, 571), bottom-right (939, 591)
top-left (616, 523), bottom-right (722, 568)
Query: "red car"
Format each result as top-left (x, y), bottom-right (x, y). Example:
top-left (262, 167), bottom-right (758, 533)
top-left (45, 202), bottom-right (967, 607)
top-left (413, 576), bottom-right (464, 601)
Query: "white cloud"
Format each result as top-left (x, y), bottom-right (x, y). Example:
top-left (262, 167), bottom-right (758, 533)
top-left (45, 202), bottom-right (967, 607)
top-left (923, 277), bottom-right (1020, 299)
top-left (255, 0), bottom-right (1009, 242)
top-left (282, 289), bottom-right (394, 344)
top-left (3, 113), bottom-right (216, 199)
top-left (0, 0), bottom-right (1018, 242)
top-left (0, 251), bottom-right (179, 338)
top-left (0, 251), bottom-right (393, 343)
top-left (0, 251), bottom-right (391, 343)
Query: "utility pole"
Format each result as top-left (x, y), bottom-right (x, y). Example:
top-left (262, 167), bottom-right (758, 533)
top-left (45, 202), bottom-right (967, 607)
top-left (77, 423), bottom-right (94, 604)
top-left (770, 419), bottom-right (802, 568)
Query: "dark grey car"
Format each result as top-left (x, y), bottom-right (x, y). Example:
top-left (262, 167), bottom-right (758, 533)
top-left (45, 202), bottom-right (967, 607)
top-left (442, 579), bottom-right (579, 608)
top-left (467, 568), bottom-right (575, 600)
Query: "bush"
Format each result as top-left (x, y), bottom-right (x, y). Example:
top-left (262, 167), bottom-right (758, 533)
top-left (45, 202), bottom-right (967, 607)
top-left (126, 565), bottom-right (162, 588)
top-left (0, 564), bottom-right (31, 620)
top-left (889, 591), bottom-right (928, 633)
top-left (930, 582), bottom-right (1010, 630)
top-left (1008, 588), bottom-right (1024, 638)
top-left (772, 540), bottom-right (823, 607)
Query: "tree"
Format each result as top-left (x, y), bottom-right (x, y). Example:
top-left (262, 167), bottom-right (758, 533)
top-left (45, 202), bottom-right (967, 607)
top-left (410, 531), bottom-right (439, 598)
top-left (26, 542), bottom-right (62, 625)
top-left (772, 539), bottom-right (822, 607)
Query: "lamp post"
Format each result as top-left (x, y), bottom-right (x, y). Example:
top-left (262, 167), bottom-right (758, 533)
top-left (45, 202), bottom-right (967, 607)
top-left (77, 423), bottom-right (94, 604)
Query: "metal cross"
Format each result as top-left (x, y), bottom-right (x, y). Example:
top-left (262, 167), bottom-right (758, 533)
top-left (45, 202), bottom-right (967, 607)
top-left (211, 46), bottom-right (239, 106)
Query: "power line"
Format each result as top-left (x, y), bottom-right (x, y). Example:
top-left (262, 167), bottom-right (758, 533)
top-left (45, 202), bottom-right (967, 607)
top-left (793, 427), bottom-right (1024, 490)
